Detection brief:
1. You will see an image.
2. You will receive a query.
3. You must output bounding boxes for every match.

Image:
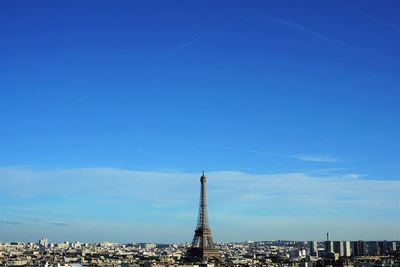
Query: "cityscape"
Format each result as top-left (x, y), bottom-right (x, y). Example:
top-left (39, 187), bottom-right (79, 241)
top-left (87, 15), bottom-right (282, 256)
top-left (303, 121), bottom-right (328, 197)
top-left (1, 173), bottom-right (399, 266)
top-left (0, 238), bottom-right (399, 267)
top-left (1, 1), bottom-right (399, 267)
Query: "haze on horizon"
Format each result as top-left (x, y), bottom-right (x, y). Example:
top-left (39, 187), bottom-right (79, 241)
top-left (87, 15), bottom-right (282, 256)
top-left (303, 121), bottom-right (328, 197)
top-left (0, 0), bottom-right (399, 243)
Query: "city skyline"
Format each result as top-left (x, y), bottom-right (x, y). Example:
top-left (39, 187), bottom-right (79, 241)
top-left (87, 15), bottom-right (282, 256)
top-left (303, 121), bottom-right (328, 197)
top-left (1, 1), bottom-right (399, 243)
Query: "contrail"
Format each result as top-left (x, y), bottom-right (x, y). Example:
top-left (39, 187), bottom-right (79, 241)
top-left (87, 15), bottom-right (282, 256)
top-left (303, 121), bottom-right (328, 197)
top-left (186, 142), bottom-right (339, 163)
top-left (345, 3), bottom-right (400, 33)
top-left (165, 18), bottom-right (238, 57)
top-left (263, 15), bottom-right (341, 44)
top-left (262, 14), bottom-right (388, 61)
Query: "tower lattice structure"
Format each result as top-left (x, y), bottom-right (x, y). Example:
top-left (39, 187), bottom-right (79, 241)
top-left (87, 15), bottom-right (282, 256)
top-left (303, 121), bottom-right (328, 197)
top-left (187, 172), bottom-right (220, 263)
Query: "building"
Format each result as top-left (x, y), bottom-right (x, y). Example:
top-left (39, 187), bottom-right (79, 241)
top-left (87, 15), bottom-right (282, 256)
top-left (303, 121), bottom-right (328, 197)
top-left (368, 241), bottom-right (380, 256)
top-left (38, 238), bottom-right (48, 253)
top-left (352, 241), bottom-right (366, 256)
top-left (387, 241), bottom-right (396, 252)
top-left (38, 238), bottom-right (48, 247)
top-left (309, 241), bottom-right (318, 257)
top-left (377, 241), bottom-right (397, 255)
top-left (333, 241), bottom-right (344, 257)
top-left (324, 233), bottom-right (334, 254)
top-left (145, 243), bottom-right (156, 250)
top-left (343, 241), bottom-right (351, 257)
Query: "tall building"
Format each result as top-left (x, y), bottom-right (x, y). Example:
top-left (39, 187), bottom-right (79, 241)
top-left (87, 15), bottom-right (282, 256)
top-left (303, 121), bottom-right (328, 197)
top-left (309, 241), bottom-right (318, 256)
top-left (38, 238), bottom-right (48, 247)
top-left (387, 241), bottom-right (397, 252)
top-left (368, 241), bottom-right (380, 256)
top-left (378, 241), bottom-right (397, 254)
top-left (186, 172), bottom-right (220, 263)
top-left (324, 233), bottom-right (334, 254)
top-left (343, 241), bottom-right (351, 257)
top-left (38, 238), bottom-right (48, 253)
top-left (333, 241), bottom-right (344, 256)
top-left (352, 241), bottom-right (366, 256)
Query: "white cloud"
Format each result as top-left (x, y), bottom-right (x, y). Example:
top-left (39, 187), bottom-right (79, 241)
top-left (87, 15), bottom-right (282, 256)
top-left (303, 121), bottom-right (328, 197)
top-left (293, 154), bottom-right (340, 163)
top-left (0, 167), bottom-right (399, 242)
top-left (1, 167), bottom-right (398, 210)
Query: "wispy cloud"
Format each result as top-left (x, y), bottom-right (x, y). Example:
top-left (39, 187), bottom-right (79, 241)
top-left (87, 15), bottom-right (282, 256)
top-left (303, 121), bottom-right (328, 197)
top-left (0, 167), bottom-right (398, 210)
top-left (197, 143), bottom-right (292, 159)
top-left (50, 222), bottom-right (70, 227)
top-left (293, 154), bottom-right (340, 163)
top-left (165, 18), bottom-right (238, 57)
top-left (0, 167), bottom-right (399, 241)
top-left (0, 220), bottom-right (22, 225)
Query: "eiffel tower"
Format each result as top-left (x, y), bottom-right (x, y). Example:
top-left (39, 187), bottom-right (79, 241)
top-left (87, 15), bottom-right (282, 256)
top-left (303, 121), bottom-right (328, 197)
top-left (187, 172), bottom-right (220, 263)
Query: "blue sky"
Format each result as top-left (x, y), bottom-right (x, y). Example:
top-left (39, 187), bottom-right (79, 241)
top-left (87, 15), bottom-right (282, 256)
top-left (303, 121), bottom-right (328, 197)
top-left (0, 0), bottom-right (399, 243)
